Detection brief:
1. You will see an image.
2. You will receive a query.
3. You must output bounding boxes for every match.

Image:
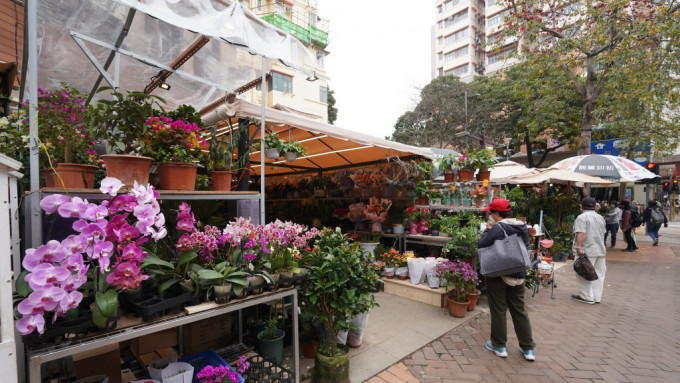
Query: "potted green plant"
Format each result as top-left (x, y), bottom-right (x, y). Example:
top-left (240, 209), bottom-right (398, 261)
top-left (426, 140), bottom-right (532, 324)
top-left (27, 84), bottom-right (100, 188)
top-left (438, 153), bottom-right (457, 182)
top-left (264, 133), bottom-right (285, 159)
top-left (89, 87), bottom-right (166, 186)
top-left (426, 187), bottom-right (443, 206)
top-left (454, 153), bottom-right (476, 181)
top-left (280, 140), bottom-right (306, 161)
top-left (301, 228), bottom-right (379, 383)
top-left (202, 126), bottom-right (237, 191)
top-left (415, 180), bottom-right (432, 205)
top-left (309, 174), bottom-right (333, 197)
top-left (196, 261), bottom-right (249, 299)
top-left (469, 148), bottom-right (497, 181)
top-left (257, 316), bottom-right (286, 364)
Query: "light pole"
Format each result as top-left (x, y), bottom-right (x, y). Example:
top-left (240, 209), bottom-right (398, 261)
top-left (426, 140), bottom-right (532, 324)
top-left (464, 91), bottom-right (482, 147)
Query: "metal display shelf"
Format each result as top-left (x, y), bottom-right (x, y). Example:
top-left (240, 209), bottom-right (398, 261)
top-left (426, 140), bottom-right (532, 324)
top-left (414, 205), bottom-right (484, 212)
top-left (404, 234), bottom-right (452, 250)
top-left (39, 188), bottom-right (260, 200)
top-left (27, 288), bottom-right (299, 383)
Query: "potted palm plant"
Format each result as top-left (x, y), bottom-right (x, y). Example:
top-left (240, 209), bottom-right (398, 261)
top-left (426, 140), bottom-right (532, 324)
top-left (300, 228), bottom-right (379, 383)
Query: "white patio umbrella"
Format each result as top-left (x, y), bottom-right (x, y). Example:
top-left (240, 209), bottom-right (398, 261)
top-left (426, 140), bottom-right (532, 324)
top-left (489, 160), bottom-right (533, 182)
top-left (550, 154), bottom-right (658, 182)
top-left (505, 168), bottom-right (614, 185)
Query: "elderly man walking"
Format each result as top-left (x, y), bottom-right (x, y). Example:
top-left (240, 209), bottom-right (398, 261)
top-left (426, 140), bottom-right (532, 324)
top-left (572, 197), bottom-right (607, 304)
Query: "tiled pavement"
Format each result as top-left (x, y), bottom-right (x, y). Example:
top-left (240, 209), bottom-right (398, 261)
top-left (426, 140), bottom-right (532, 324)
top-left (366, 240), bottom-right (680, 383)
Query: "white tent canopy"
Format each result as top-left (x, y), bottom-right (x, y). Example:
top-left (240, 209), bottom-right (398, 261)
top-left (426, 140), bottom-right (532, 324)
top-left (489, 160), bottom-right (533, 182)
top-left (505, 168), bottom-right (614, 185)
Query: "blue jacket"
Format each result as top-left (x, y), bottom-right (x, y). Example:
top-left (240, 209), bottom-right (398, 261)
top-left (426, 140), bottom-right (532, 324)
top-left (478, 219), bottom-right (530, 278)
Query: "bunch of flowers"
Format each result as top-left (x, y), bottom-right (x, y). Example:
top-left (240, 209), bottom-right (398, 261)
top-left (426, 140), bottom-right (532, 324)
top-left (22, 85), bottom-right (99, 166)
top-left (142, 116), bottom-right (206, 163)
top-left (351, 171), bottom-right (373, 189)
top-left (434, 259), bottom-right (479, 302)
top-left (377, 248), bottom-right (401, 268)
top-left (471, 185), bottom-right (488, 201)
top-left (197, 355), bottom-right (249, 383)
top-left (347, 202), bottom-right (366, 223)
top-left (454, 154), bottom-right (476, 170)
top-left (333, 207), bottom-right (349, 220)
top-left (15, 177), bottom-right (166, 335)
top-left (365, 197), bottom-right (392, 223)
top-left (405, 206), bottom-right (430, 222)
top-left (371, 171), bottom-right (387, 188)
top-left (331, 169), bottom-right (355, 192)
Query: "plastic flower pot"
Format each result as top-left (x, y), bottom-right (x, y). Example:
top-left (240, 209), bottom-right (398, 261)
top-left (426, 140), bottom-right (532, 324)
top-left (258, 328), bottom-right (285, 364)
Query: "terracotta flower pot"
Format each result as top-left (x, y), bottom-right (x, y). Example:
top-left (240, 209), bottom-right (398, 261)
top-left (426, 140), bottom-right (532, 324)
top-left (444, 172), bottom-right (454, 183)
top-left (417, 196), bottom-right (428, 205)
top-left (47, 163), bottom-right (99, 188)
top-left (458, 169), bottom-right (475, 181)
top-left (447, 295), bottom-right (469, 318)
top-left (210, 170), bottom-right (233, 191)
top-left (157, 162), bottom-right (198, 190)
top-left (101, 154), bottom-right (153, 186)
top-left (467, 290), bottom-right (481, 311)
top-left (476, 170), bottom-right (491, 182)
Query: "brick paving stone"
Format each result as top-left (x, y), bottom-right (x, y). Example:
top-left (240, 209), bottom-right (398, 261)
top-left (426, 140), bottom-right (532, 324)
top-left (365, 246), bottom-right (680, 382)
top-left (377, 370), bottom-right (406, 383)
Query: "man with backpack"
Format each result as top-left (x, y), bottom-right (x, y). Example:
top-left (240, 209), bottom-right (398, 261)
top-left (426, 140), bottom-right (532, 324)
top-left (643, 200), bottom-right (668, 246)
top-left (620, 200), bottom-right (639, 252)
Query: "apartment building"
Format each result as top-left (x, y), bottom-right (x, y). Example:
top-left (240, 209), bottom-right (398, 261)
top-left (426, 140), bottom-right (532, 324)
top-left (431, 0), bottom-right (517, 82)
top-left (245, 0), bottom-right (330, 121)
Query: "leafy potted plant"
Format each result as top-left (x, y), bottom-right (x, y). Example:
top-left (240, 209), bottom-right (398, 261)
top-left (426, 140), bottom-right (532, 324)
top-left (454, 153), bottom-right (476, 181)
top-left (202, 126), bottom-right (237, 191)
top-left (280, 140), bottom-right (306, 161)
top-left (415, 180), bottom-right (432, 205)
top-left (264, 133), bottom-right (285, 159)
top-left (257, 315), bottom-right (286, 364)
top-left (434, 259), bottom-right (480, 318)
top-left (301, 228), bottom-right (379, 383)
top-left (438, 153), bottom-right (457, 183)
top-left (427, 187), bottom-right (443, 206)
top-left (141, 115), bottom-right (204, 190)
top-left (309, 174), bottom-right (333, 197)
top-left (471, 185), bottom-right (489, 208)
top-left (197, 261), bottom-right (249, 301)
top-left (89, 87), bottom-right (166, 186)
top-left (26, 84), bottom-right (100, 188)
top-left (469, 148), bottom-right (497, 181)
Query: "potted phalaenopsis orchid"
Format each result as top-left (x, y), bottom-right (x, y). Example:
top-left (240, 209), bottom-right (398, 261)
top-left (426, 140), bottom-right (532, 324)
top-left (14, 177), bottom-right (167, 336)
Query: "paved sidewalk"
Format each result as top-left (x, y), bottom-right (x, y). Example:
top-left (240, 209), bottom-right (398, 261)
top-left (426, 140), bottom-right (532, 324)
top-left (367, 241), bottom-right (680, 382)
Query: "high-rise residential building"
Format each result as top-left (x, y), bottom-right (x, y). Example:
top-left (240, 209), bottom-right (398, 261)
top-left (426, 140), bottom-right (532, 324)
top-left (245, 0), bottom-right (330, 121)
top-left (432, 0), bottom-right (517, 82)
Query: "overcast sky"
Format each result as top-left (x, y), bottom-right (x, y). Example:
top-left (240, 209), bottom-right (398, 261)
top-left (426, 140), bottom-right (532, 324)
top-left (315, 1), bottom-right (433, 139)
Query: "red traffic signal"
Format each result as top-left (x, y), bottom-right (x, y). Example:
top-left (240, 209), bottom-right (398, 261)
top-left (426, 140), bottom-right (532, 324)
top-left (646, 162), bottom-right (659, 174)
top-left (663, 182), bottom-right (670, 192)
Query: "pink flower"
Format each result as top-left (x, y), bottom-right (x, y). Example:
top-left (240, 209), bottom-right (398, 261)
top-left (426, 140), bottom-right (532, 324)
top-left (100, 177), bottom-right (124, 196)
top-left (40, 194), bottom-right (71, 214)
top-left (16, 314), bottom-right (46, 335)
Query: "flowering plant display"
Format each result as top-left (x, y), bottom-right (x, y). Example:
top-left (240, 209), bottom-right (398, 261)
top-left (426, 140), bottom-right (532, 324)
top-left (405, 206), bottom-right (430, 222)
top-left (141, 116), bottom-right (205, 163)
top-left (454, 154), bottom-right (476, 170)
top-left (197, 355), bottom-right (249, 383)
top-left (458, 181), bottom-right (474, 199)
top-left (331, 169), bottom-right (355, 192)
top-left (471, 185), bottom-right (488, 201)
top-left (351, 171), bottom-right (373, 189)
top-left (427, 188), bottom-right (443, 200)
top-left (468, 148), bottom-right (497, 169)
top-left (378, 248), bottom-right (401, 268)
top-left (14, 177), bottom-right (167, 335)
top-left (371, 171), bottom-right (387, 188)
top-left (434, 259), bottom-right (480, 302)
top-left (0, 113), bottom-right (28, 161)
top-left (22, 85), bottom-right (99, 166)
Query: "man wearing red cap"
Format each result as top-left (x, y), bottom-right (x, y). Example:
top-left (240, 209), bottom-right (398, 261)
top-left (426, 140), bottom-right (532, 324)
top-left (478, 198), bottom-right (535, 361)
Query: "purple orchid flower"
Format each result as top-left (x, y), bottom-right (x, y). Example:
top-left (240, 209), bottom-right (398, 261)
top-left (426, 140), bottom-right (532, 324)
top-left (40, 194), bottom-right (71, 214)
top-left (100, 177), bottom-right (124, 196)
top-left (16, 314), bottom-right (46, 335)
top-left (58, 196), bottom-right (88, 218)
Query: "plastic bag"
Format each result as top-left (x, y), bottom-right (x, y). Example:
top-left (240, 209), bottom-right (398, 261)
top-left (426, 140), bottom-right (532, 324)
top-left (406, 257), bottom-right (425, 284)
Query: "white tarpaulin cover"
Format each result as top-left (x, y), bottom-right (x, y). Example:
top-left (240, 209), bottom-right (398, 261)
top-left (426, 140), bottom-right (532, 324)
top-left (35, 0), bottom-right (314, 110)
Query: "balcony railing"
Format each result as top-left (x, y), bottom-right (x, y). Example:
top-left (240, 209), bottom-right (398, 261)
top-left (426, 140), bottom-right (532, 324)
top-left (255, 5), bottom-right (329, 49)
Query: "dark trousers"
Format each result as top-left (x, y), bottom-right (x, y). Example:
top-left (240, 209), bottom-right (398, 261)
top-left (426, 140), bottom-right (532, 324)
top-left (623, 229), bottom-right (636, 250)
top-left (604, 223), bottom-right (619, 246)
top-left (485, 276), bottom-right (535, 351)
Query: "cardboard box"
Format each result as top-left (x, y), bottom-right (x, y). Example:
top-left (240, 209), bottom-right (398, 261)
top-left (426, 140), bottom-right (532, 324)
top-left (131, 328), bottom-right (178, 356)
top-left (182, 314), bottom-right (233, 355)
top-left (137, 347), bottom-right (178, 369)
top-left (72, 343), bottom-right (122, 383)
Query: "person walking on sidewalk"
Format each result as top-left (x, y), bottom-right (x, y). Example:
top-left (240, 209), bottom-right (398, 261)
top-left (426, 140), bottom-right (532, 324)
top-left (620, 200), bottom-right (638, 252)
top-left (603, 201), bottom-right (622, 248)
top-left (478, 198), bottom-right (535, 361)
top-left (572, 197), bottom-right (607, 304)
top-left (642, 200), bottom-right (668, 246)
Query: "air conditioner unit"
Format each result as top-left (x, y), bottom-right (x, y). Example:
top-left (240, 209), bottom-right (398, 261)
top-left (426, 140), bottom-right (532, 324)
top-left (284, 5), bottom-right (292, 13)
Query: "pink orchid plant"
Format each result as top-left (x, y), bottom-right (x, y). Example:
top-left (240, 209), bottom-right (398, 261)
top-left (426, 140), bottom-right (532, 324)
top-left (15, 177), bottom-right (167, 335)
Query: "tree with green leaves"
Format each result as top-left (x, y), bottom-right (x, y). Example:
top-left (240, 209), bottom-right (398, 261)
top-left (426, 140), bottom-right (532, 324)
top-left (327, 88), bottom-right (338, 125)
top-left (500, 0), bottom-right (680, 156)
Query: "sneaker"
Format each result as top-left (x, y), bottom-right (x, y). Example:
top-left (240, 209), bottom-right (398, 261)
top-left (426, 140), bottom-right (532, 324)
top-left (611, 244), bottom-right (615, 248)
top-left (653, 238), bottom-right (659, 246)
top-left (486, 340), bottom-right (507, 358)
top-left (522, 349), bottom-right (536, 361)
top-left (571, 294), bottom-right (594, 304)
top-left (622, 249), bottom-right (634, 252)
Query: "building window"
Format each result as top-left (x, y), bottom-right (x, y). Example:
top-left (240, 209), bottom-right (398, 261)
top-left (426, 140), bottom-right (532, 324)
top-left (487, 0), bottom-right (497, 6)
top-left (272, 72), bottom-right (293, 93)
top-left (487, 10), bottom-right (509, 28)
top-left (317, 51), bottom-right (325, 69)
top-left (443, 9), bottom-right (468, 28)
top-left (487, 47), bottom-right (515, 65)
top-left (444, 45), bottom-right (468, 62)
top-left (445, 64), bottom-right (468, 76)
top-left (320, 85), bottom-right (328, 103)
top-left (438, 67), bottom-right (444, 76)
top-left (442, 27), bottom-right (469, 47)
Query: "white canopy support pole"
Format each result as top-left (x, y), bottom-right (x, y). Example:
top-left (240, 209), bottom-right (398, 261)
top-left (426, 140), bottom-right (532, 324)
top-left (114, 50), bottom-right (120, 88)
top-left (260, 57), bottom-right (266, 225)
top-left (27, 0), bottom-right (41, 249)
top-left (197, 86), bottom-right (218, 112)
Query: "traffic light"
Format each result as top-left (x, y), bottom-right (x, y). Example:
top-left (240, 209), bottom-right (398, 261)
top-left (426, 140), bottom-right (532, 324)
top-left (673, 178), bottom-right (679, 192)
top-left (663, 181), bottom-right (670, 192)
top-left (646, 162), bottom-right (659, 174)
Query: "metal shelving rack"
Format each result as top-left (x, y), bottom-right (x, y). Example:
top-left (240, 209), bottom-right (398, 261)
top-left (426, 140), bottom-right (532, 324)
top-left (26, 288), bottom-right (300, 383)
